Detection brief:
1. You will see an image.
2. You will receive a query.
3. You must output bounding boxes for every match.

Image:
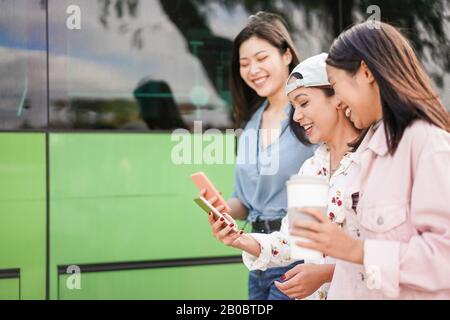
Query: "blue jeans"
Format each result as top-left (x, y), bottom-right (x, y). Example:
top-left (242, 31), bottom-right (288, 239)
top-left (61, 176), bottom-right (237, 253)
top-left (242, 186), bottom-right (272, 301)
top-left (248, 260), bottom-right (304, 300)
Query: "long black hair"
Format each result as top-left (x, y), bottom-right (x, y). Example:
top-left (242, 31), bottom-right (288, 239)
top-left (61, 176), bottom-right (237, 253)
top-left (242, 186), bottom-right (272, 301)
top-left (327, 21), bottom-right (450, 154)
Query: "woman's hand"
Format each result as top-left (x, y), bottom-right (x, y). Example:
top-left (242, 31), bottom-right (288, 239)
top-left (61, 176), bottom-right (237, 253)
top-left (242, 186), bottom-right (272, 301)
top-left (207, 212), bottom-right (262, 257)
top-left (199, 188), bottom-right (260, 256)
top-left (291, 208), bottom-right (365, 264)
top-left (207, 212), bottom-right (242, 247)
top-left (274, 264), bottom-right (335, 299)
top-left (199, 189), bottom-right (248, 221)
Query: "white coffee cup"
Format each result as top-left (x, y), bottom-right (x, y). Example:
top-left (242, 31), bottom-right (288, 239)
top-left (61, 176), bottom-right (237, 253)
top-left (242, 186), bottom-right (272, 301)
top-left (286, 175), bottom-right (328, 260)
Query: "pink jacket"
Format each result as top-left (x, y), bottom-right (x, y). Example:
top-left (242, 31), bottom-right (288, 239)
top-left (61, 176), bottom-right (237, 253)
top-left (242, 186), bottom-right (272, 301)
top-left (328, 120), bottom-right (450, 299)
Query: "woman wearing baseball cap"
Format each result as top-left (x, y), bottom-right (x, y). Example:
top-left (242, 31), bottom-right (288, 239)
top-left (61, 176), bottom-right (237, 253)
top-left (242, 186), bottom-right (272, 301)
top-left (198, 12), bottom-right (316, 300)
top-left (207, 53), bottom-right (363, 300)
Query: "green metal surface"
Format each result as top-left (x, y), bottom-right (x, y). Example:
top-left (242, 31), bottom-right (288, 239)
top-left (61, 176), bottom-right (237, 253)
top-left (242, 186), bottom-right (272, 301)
top-left (50, 133), bottom-right (248, 299)
top-left (59, 264), bottom-right (248, 300)
top-left (0, 279), bottom-right (20, 300)
top-left (0, 133), bottom-right (46, 300)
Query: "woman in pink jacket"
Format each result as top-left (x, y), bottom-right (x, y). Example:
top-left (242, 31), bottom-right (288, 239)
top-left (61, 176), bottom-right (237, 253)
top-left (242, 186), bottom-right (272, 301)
top-left (291, 21), bottom-right (450, 299)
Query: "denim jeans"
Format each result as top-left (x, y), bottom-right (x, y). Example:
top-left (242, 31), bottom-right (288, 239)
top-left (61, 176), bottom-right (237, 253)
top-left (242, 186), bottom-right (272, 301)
top-left (248, 260), bottom-right (304, 300)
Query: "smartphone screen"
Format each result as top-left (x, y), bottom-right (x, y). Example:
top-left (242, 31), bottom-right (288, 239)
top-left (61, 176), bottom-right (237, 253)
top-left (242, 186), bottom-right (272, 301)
top-left (194, 197), bottom-right (223, 220)
top-left (194, 196), bottom-right (238, 231)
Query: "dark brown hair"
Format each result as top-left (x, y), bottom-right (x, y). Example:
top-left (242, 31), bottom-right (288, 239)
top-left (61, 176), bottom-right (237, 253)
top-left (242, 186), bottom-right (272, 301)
top-left (326, 21), bottom-right (450, 154)
top-left (230, 12), bottom-right (300, 128)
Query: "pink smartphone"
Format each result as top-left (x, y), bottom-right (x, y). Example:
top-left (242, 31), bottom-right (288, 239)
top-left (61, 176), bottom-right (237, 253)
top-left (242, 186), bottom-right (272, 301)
top-left (191, 172), bottom-right (231, 213)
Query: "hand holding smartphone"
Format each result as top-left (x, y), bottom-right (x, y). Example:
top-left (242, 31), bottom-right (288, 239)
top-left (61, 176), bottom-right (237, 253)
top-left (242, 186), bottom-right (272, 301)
top-left (193, 196), bottom-right (238, 232)
top-left (191, 172), bottom-right (231, 213)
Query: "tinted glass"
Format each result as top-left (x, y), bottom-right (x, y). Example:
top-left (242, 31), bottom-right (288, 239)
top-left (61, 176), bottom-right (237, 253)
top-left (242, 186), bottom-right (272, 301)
top-left (0, 0), bottom-right (47, 130)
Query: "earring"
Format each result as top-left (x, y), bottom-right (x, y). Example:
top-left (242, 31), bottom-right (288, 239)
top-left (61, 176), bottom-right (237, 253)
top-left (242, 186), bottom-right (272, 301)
top-left (345, 107), bottom-right (352, 118)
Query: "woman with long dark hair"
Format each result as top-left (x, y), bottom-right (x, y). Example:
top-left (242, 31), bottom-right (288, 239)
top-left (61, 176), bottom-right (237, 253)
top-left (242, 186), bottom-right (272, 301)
top-left (291, 21), bottom-right (450, 299)
top-left (198, 12), bottom-right (316, 300)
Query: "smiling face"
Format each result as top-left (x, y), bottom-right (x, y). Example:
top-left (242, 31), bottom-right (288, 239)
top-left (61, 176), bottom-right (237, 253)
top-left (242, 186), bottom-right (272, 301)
top-left (239, 36), bottom-right (292, 98)
top-left (326, 63), bottom-right (382, 130)
top-left (288, 85), bottom-right (340, 144)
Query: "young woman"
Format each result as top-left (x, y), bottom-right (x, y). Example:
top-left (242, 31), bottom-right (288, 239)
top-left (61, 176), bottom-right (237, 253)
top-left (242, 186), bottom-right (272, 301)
top-left (292, 21), bottom-right (450, 299)
top-left (206, 53), bottom-right (361, 300)
top-left (200, 12), bottom-right (315, 300)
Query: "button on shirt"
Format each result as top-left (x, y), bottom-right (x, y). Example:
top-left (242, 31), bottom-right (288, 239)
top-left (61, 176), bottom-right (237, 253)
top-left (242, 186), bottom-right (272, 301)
top-left (232, 100), bottom-right (316, 223)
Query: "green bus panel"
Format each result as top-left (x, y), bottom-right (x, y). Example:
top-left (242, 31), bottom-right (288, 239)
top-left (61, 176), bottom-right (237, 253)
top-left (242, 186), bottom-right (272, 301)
top-left (0, 133), bottom-right (46, 300)
top-left (51, 196), bottom-right (248, 264)
top-left (50, 133), bottom-right (247, 299)
top-left (49, 133), bottom-right (237, 198)
top-left (58, 264), bottom-right (248, 300)
top-left (0, 279), bottom-right (20, 300)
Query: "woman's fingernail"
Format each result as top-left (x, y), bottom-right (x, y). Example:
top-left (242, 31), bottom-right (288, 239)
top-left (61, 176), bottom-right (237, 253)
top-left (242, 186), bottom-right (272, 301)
top-left (280, 275), bottom-right (286, 281)
top-left (220, 217), bottom-right (224, 222)
top-left (239, 230), bottom-right (244, 234)
top-left (230, 223), bottom-right (234, 228)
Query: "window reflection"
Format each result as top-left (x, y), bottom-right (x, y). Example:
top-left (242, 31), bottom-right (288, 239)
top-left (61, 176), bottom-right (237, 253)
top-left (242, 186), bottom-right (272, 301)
top-left (0, 0), bottom-right (47, 130)
top-left (1, 0), bottom-right (448, 132)
top-left (48, 0), bottom-right (235, 130)
top-left (47, 0), bottom-right (450, 131)
top-left (133, 79), bottom-right (187, 130)
top-left (47, 0), bottom-right (347, 131)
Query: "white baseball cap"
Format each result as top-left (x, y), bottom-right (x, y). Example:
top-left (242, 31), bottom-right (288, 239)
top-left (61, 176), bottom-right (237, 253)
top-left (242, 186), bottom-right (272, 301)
top-left (285, 53), bottom-right (331, 96)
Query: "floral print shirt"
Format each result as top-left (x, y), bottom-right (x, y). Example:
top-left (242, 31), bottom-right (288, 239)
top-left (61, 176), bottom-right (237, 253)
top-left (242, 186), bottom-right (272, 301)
top-left (242, 143), bottom-right (354, 300)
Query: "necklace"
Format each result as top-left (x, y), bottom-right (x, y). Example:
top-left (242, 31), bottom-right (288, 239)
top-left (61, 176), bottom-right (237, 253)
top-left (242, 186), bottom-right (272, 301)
top-left (330, 150), bottom-right (349, 175)
top-left (330, 163), bottom-right (339, 176)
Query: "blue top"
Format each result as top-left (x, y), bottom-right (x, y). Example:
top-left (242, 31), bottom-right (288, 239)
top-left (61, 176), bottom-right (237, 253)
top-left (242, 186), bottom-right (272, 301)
top-left (232, 100), bottom-right (317, 223)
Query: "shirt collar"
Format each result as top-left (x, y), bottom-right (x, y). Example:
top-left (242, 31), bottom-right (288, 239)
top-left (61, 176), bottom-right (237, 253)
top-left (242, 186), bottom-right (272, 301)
top-left (313, 143), bottom-right (330, 161)
top-left (280, 103), bottom-right (293, 131)
top-left (350, 121), bottom-right (388, 165)
top-left (367, 121), bottom-right (389, 157)
top-left (313, 143), bottom-right (353, 178)
top-left (284, 103), bottom-right (293, 117)
top-left (333, 151), bottom-right (353, 177)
